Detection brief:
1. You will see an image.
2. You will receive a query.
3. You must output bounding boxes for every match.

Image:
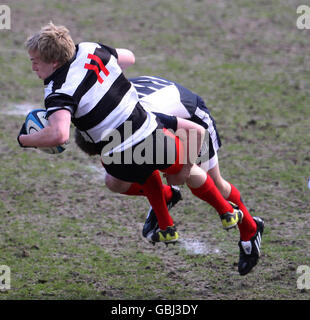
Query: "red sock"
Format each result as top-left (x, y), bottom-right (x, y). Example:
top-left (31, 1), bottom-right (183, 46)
top-left (190, 175), bottom-right (233, 215)
top-left (163, 184), bottom-right (173, 203)
top-left (141, 171), bottom-right (174, 230)
top-left (227, 183), bottom-right (257, 241)
top-left (122, 182), bottom-right (173, 203)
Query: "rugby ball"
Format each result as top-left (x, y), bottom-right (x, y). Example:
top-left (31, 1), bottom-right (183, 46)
top-left (25, 109), bottom-right (66, 154)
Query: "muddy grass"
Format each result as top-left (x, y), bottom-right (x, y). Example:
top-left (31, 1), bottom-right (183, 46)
top-left (1, 0), bottom-right (310, 301)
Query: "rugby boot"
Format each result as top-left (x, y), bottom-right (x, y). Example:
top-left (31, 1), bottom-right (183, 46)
top-left (238, 216), bottom-right (265, 276)
top-left (220, 201), bottom-right (244, 230)
top-left (142, 186), bottom-right (182, 238)
top-left (146, 225), bottom-right (179, 246)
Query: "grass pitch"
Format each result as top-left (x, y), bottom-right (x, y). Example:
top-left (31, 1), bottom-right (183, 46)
top-left (0, 0), bottom-right (310, 300)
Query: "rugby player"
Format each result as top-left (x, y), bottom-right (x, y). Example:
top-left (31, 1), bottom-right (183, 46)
top-left (17, 23), bottom-right (242, 248)
top-left (76, 75), bottom-right (264, 276)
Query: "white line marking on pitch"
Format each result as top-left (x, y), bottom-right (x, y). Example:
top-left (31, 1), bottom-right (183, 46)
top-left (179, 238), bottom-right (220, 255)
top-left (1, 103), bottom-right (36, 116)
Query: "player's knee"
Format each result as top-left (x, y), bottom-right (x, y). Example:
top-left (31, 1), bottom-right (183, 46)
top-left (214, 178), bottom-right (231, 199)
top-left (105, 174), bottom-right (128, 193)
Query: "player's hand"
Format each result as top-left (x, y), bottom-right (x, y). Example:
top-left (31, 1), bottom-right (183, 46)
top-left (17, 123), bottom-right (28, 148)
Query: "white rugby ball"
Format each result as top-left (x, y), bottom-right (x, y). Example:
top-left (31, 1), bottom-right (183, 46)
top-left (25, 109), bottom-right (66, 154)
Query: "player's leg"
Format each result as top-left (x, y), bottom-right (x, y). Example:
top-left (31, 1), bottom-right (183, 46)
top-left (142, 134), bottom-right (243, 239)
top-left (104, 170), bottom-right (176, 237)
top-left (207, 162), bottom-right (257, 241)
top-left (105, 172), bottom-right (173, 201)
top-left (163, 154), bottom-right (242, 229)
top-left (136, 122), bottom-right (202, 244)
top-left (143, 127), bottom-right (189, 244)
top-left (105, 171), bottom-right (182, 239)
top-left (199, 117), bottom-right (255, 234)
top-left (200, 154), bottom-right (231, 199)
top-left (141, 170), bottom-right (179, 244)
top-left (105, 173), bottom-right (133, 193)
top-left (102, 126), bottom-right (189, 245)
top-left (76, 125), bottom-right (179, 244)
top-left (184, 164), bottom-right (243, 229)
top-left (207, 160), bottom-right (264, 276)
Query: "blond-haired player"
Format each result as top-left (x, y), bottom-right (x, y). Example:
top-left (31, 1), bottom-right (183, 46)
top-left (17, 23), bottom-right (242, 246)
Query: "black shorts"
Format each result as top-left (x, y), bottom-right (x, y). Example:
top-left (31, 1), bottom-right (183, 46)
top-left (102, 128), bottom-right (183, 184)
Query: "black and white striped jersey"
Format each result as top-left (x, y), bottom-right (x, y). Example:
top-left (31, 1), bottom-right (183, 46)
top-left (43, 42), bottom-right (158, 153)
top-left (130, 76), bottom-right (196, 118)
top-left (129, 76), bottom-right (221, 156)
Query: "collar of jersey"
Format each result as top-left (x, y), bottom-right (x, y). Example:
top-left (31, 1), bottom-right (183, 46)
top-left (44, 45), bottom-right (78, 85)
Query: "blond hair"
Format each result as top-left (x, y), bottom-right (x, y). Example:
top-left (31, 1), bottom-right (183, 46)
top-left (25, 22), bottom-right (76, 65)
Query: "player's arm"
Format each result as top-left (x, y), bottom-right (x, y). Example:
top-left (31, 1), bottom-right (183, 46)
top-left (164, 117), bottom-right (205, 186)
top-left (116, 48), bottom-right (135, 70)
top-left (176, 117), bottom-right (205, 165)
top-left (154, 113), bottom-right (205, 165)
top-left (18, 109), bottom-right (71, 148)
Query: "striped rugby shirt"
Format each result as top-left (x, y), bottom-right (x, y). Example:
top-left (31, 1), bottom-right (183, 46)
top-left (44, 42), bottom-right (158, 154)
top-left (130, 76), bottom-right (221, 159)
